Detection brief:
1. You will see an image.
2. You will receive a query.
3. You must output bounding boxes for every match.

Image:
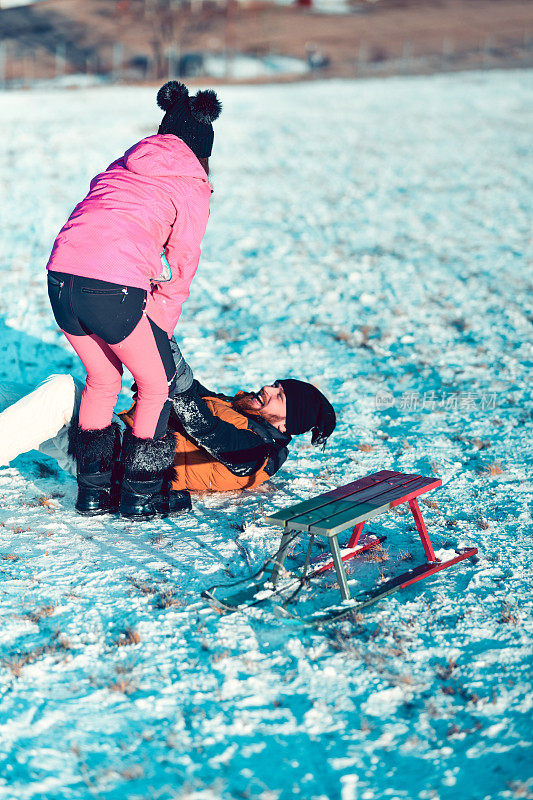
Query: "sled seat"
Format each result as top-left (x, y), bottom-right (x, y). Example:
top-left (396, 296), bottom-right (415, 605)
top-left (265, 469), bottom-right (475, 602)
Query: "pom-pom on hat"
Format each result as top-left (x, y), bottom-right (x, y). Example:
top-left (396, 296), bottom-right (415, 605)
top-left (278, 379), bottom-right (336, 447)
top-left (157, 81), bottom-right (222, 159)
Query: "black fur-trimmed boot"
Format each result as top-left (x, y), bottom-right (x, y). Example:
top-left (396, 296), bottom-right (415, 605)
top-left (68, 422), bottom-right (122, 516)
top-left (119, 428), bottom-right (191, 521)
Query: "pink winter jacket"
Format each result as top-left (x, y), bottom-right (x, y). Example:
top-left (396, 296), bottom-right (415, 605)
top-left (46, 134), bottom-right (212, 336)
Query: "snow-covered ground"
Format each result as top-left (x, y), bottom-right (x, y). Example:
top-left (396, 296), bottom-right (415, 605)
top-left (0, 71), bottom-right (532, 800)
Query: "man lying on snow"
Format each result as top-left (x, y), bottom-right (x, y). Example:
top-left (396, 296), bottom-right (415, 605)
top-left (0, 341), bottom-right (336, 521)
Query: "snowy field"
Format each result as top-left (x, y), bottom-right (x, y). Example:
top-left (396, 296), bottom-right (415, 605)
top-left (0, 71), bottom-right (532, 800)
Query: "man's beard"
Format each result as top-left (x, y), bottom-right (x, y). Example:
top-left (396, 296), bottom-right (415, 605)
top-left (232, 393), bottom-right (280, 426)
top-left (232, 393), bottom-right (262, 416)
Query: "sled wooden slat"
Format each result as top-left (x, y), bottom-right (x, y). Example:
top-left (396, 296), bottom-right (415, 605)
top-left (310, 477), bottom-right (441, 537)
top-left (264, 469), bottom-right (399, 526)
top-left (286, 473), bottom-right (422, 533)
top-left (266, 470), bottom-right (460, 604)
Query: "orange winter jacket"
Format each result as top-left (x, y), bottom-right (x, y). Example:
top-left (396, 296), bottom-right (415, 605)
top-left (119, 393), bottom-right (288, 492)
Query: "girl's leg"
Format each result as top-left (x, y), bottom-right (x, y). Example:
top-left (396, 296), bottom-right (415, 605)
top-left (49, 272), bottom-right (149, 431)
top-left (52, 273), bottom-right (174, 437)
top-left (48, 273), bottom-right (137, 516)
top-left (105, 315), bottom-right (184, 520)
top-left (60, 332), bottom-right (123, 515)
top-left (62, 332), bottom-right (123, 430)
top-left (108, 315), bottom-right (176, 439)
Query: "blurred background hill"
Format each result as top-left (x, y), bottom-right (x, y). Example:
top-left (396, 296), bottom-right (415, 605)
top-left (0, 0), bottom-right (532, 87)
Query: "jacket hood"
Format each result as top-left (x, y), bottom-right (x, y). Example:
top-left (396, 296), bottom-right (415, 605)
top-left (123, 134), bottom-right (209, 181)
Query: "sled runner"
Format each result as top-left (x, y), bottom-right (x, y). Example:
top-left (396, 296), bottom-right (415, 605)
top-left (204, 531), bottom-right (387, 614)
top-left (204, 470), bottom-right (478, 625)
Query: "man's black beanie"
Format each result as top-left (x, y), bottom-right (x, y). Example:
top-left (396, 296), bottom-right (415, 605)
top-left (278, 379), bottom-right (336, 447)
top-left (157, 81), bottom-right (222, 159)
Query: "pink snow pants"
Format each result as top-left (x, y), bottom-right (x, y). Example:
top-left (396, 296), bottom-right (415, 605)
top-left (64, 316), bottom-right (173, 438)
top-left (48, 271), bottom-right (176, 439)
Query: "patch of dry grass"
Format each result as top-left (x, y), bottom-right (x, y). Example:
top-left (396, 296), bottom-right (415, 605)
top-left (472, 438), bottom-right (492, 450)
top-left (506, 780), bottom-right (533, 798)
top-left (499, 601), bottom-right (519, 625)
top-left (115, 628), bottom-right (141, 647)
top-left (364, 542), bottom-right (390, 563)
top-left (24, 494), bottom-right (62, 513)
top-left (155, 588), bottom-right (183, 609)
top-left (328, 630), bottom-right (417, 687)
top-left (37, 495), bottom-right (56, 513)
top-left (447, 721), bottom-right (482, 738)
top-left (23, 605), bottom-right (55, 624)
top-left (480, 460), bottom-right (504, 476)
top-left (127, 576), bottom-right (159, 595)
top-left (108, 679), bottom-right (137, 694)
top-left (398, 549), bottom-right (414, 561)
top-left (2, 632), bottom-right (69, 678)
top-left (422, 498), bottom-right (440, 510)
top-left (436, 658), bottom-right (457, 680)
top-left (10, 525), bottom-right (31, 534)
top-left (210, 650), bottom-right (231, 664)
top-left (121, 765), bottom-right (144, 781)
top-left (3, 645), bottom-right (54, 677)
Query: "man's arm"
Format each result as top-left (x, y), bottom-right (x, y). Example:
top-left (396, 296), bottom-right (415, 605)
top-left (172, 382), bottom-right (283, 477)
top-left (168, 339), bottom-right (232, 401)
top-left (168, 338), bottom-right (286, 476)
top-left (169, 337), bottom-right (194, 393)
top-left (193, 380), bottom-right (234, 402)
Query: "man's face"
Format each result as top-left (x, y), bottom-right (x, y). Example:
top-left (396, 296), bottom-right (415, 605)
top-left (234, 381), bottom-right (287, 432)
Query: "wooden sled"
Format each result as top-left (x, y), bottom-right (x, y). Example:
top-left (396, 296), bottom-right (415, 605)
top-left (204, 470), bottom-right (478, 625)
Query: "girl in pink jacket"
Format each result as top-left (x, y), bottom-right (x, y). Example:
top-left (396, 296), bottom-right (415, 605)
top-left (46, 81), bottom-right (221, 521)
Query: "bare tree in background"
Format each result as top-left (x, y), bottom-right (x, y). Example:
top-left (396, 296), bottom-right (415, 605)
top-left (143, 0), bottom-right (180, 79)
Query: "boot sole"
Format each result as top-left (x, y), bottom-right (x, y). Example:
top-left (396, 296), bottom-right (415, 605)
top-left (119, 507), bottom-right (190, 522)
top-left (75, 507), bottom-right (117, 517)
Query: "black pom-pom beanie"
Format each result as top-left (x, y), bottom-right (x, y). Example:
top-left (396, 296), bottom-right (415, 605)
top-left (157, 81), bottom-right (222, 158)
top-left (278, 379), bottom-right (336, 447)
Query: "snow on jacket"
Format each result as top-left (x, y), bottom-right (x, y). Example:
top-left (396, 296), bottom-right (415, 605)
top-left (119, 388), bottom-right (290, 492)
top-left (46, 134), bottom-right (212, 336)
